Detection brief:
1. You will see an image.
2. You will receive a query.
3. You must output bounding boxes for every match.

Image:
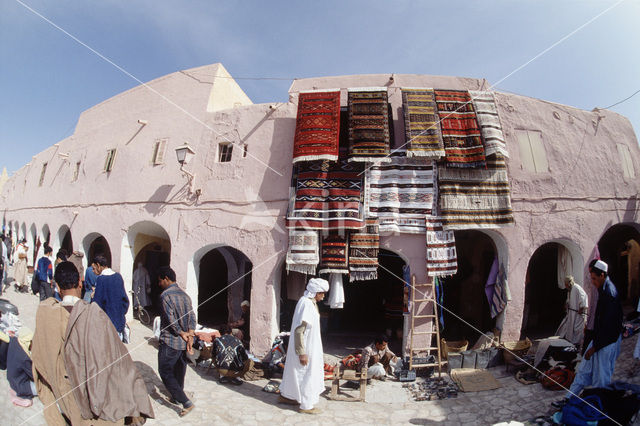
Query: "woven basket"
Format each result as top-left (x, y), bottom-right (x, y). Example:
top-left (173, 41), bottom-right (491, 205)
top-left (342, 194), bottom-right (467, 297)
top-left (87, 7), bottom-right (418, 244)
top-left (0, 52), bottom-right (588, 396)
top-left (440, 338), bottom-right (469, 360)
top-left (501, 338), bottom-right (532, 364)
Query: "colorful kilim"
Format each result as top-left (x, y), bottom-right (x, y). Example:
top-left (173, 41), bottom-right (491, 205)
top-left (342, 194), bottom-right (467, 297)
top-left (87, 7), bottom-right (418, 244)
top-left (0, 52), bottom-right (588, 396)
top-left (293, 91), bottom-right (341, 163)
top-left (319, 234), bottom-right (349, 274)
top-left (426, 215), bottom-right (458, 277)
top-left (366, 157), bottom-right (434, 234)
top-left (469, 91), bottom-right (508, 158)
top-left (286, 160), bottom-right (364, 230)
top-left (286, 230), bottom-right (319, 275)
top-left (348, 89), bottom-right (391, 162)
top-left (434, 89), bottom-right (486, 168)
top-left (402, 89), bottom-right (445, 159)
top-left (348, 218), bottom-right (380, 281)
top-left (438, 154), bottom-right (515, 229)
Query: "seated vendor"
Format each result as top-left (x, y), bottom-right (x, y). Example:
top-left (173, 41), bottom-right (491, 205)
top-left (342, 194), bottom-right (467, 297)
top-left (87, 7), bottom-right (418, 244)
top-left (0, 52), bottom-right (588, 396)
top-left (7, 330), bottom-right (36, 407)
top-left (359, 335), bottom-right (398, 378)
top-left (213, 324), bottom-right (253, 385)
top-left (230, 300), bottom-right (250, 344)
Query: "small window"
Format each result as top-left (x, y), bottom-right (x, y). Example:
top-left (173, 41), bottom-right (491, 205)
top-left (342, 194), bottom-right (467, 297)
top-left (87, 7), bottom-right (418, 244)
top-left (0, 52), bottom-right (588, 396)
top-left (73, 161), bottom-right (81, 182)
top-left (152, 139), bottom-right (168, 165)
top-left (515, 129), bottom-right (549, 173)
top-left (104, 149), bottom-right (117, 172)
top-left (218, 143), bottom-right (233, 162)
top-left (617, 143), bottom-right (635, 178)
top-left (39, 163), bottom-right (48, 186)
top-left (243, 145), bottom-right (248, 158)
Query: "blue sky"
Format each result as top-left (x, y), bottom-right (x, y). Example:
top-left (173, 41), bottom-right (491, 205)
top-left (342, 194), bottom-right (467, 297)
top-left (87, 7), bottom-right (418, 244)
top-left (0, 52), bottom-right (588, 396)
top-left (1, 0), bottom-right (639, 174)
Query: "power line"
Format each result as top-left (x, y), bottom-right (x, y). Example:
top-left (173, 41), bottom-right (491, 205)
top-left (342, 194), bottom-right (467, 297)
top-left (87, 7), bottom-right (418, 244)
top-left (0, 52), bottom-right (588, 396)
top-left (602, 88), bottom-right (640, 109)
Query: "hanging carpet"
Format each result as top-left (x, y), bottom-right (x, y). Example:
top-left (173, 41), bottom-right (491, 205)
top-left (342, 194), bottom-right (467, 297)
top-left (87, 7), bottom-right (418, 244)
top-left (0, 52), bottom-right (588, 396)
top-left (292, 90), bottom-right (341, 163)
top-left (434, 89), bottom-right (485, 168)
top-left (469, 91), bottom-right (508, 158)
top-left (286, 160), bottom-right (364, 230)
top-left (401, 88), bottom-right (445, 159)
top-left (426, 215), bottom-right (458, 277)
top-left (318, 234), bottom-right (349, 274)
top-left (348, 218), bottom-right (380, 281)
top-left (285, 230), bottom-right (319, 275)
top-left (438, 154), bottom-right (514, 229)
top-left (347, 89), bottom-right (392, 162)
top-left (366, 157), bottom-right (434, 234)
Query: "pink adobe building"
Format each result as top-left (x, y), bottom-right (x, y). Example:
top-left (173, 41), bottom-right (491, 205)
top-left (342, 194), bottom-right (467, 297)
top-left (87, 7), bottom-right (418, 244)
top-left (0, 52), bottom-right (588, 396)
top-left (2, 63), bottom-right (639, 356)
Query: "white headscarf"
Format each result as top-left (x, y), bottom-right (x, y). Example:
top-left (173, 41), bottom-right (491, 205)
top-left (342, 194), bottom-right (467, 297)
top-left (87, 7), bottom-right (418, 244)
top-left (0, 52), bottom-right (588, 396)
top-left (304, 278), bottom-right (329, 298)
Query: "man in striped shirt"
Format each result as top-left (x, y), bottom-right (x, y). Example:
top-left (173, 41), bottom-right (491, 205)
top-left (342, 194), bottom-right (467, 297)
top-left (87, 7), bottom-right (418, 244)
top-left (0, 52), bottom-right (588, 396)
top-left (158, 266), bottom-right (196, 417)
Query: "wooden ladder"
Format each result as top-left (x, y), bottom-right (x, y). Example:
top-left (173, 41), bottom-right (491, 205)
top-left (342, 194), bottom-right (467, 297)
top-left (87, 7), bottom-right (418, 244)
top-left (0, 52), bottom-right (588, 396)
top-left (408, 275), bottom-right (445, 376)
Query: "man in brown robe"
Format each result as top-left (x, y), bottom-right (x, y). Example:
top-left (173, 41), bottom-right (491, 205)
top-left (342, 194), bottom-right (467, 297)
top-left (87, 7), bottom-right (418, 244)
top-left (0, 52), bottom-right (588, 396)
top-left (31, 261), bottom-right (154, 425)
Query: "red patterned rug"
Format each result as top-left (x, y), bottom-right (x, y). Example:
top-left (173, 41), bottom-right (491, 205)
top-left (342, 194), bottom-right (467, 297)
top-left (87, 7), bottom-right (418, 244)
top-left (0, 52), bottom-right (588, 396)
top-left (319, 234), bottom-right (349, 274)
top-left (434, 89), bottom-right (485, 168)
top-left (293, 91), bottom-right (341, 163)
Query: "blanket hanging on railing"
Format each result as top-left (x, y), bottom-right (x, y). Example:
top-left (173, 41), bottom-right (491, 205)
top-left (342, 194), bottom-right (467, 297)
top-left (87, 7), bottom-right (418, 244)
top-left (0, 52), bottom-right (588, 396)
top-left (285, 230), bottom-right (319, 275)
top-left (426, 215), bottom-right (458, 277)
top-left (434, 89), bottom-right (485, 168)
top-left (293, 91), bottom-right (341, 163)
top-left (347, 88), bottom-right (392, 162)
top-left (348, 218), bottom-right (380, 281)
top-left (402, 88), bottom-right (445, 159)
top-left (318, 234), bottom-right (349, 274)
top-left (469, 90), bottom-right (508, 158)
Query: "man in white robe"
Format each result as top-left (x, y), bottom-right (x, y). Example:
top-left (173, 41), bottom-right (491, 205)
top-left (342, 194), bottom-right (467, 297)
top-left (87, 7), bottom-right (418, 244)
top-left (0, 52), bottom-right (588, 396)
top-left (132, 262), bottom-right (151, 308)
top-left (279, 277), bottom-right (329, 414)
top-left (555, 275), bottom-right (588, 346)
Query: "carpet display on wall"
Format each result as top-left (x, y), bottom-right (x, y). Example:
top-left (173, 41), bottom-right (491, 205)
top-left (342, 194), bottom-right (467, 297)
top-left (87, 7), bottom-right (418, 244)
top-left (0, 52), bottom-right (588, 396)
top-left (366, 157), bottom-right (435, 234)
top-left (425, 215), bottom-right (458, 277)
top-left (292, 91), bottom-right (341, 163)
top-left (438, 154), bottom-right (514, 229)
top-left (469, 90), bottom-right (509, 158)
top-left (401, 88), bottom-right (445, 159)
top-left (348, 89), bottom-right (392, 162)
top-left (434, 89), bottom-right (485, 168)
top-left (318, 234), bottom-right (350, 274)
top-left (285, 230), bottom-right (319, 275)
top-left (286, 160), bottom-right (365, 230)
top-left (348, 218), bottom-right (380, 281)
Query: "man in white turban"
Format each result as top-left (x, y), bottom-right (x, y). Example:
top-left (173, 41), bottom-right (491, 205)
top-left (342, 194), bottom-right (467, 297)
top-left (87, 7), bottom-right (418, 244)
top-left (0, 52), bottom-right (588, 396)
top-left (279, 277), bottom-right (329, 414)
top-left (555, 275), bottom-right (588, 346)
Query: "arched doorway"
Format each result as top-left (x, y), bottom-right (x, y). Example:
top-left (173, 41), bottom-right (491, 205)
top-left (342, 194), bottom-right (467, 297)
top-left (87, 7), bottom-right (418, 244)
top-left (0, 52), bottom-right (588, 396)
top-left (521, 242), bottom-right (579, 339)
top-left (441, 230), bottom-right (497, 343)
top-left (29, 223), bottom-right (38, 266)
top-left (41, 224), bottom-right (51, 246)
top-left (82, 233), bottom-right (112, 267)
top-left (120, 221), bottom-right (172, 316)
top-left (57, 225), bottom-right (73, 255)
top-left (196, 245), bottom-right (252, 331)
top-left (598, 223), bottom-right (640, 305)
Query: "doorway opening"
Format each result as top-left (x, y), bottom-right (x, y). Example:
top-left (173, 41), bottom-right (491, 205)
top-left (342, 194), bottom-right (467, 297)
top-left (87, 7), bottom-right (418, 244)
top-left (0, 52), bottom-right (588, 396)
top-left (598, 223), bottom-right (640, 305)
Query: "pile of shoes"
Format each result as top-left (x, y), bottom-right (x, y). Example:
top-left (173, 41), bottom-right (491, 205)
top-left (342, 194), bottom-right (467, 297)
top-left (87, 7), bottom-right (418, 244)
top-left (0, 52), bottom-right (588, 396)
top-left (402, 377), bottom-right (458, 401)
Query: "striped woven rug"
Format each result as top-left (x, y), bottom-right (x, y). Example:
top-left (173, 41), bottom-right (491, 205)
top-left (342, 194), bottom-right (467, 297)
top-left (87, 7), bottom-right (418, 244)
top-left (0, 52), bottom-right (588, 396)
top-left (426, 215), bottom-right (458, 277)
top-left (402, 88), bottom-right (445, 159)
top-left (348, 219), bottom-right (380, 281)
top-left (434, 89), bottom-right (485, 168)
top-left (469, 91), bottom-right (508, 158)
top-left (366, 157), bottom-right (434, 234)
top-left (286, 230), bottom-right (319, 275)
top-left (438, 154), bottom-right (515, 229)
top-left (348, 89), bottom-right (391, 162)
top-left (286, 160), bottom-right (364, 230)
top-left (293, 91), bottom-right (341, 163)
top-left (319, 234), bottom-right (349, 274)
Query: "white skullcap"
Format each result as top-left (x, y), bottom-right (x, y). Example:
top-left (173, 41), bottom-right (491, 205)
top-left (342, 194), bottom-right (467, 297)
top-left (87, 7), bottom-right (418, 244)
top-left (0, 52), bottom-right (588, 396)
top-left (593, 260), bottom-right (608, 273)
top-left (304, 278), bottom-right (329, 298)
top-left (241, 300), bottom-right (250, 308)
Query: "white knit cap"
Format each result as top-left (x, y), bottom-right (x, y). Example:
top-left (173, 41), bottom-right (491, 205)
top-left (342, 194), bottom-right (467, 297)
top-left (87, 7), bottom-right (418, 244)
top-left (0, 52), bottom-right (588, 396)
top-left (304, 278), bottom-right (329, 298)
top-left (593, 260), bottom-right (608, 273)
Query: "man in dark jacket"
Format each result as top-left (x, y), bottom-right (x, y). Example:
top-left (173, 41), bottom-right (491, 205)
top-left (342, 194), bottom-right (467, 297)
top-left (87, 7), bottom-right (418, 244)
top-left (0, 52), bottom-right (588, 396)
top-left (555, 259), bottom-right (623, 407)
top-left (213, 324), bottom-right (253, 385)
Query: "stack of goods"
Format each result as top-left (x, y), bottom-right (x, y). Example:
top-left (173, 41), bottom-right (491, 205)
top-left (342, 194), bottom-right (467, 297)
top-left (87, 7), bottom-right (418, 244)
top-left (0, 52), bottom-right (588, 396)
top-left (402, 377), bottom-right (458, 401)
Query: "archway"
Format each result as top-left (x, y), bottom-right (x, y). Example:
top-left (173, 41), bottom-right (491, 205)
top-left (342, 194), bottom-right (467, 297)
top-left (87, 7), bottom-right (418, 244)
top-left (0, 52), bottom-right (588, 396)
top-left (20, 223), bottom-right (26, 242)
top-left (29, 223), bottom-right (38, 266)
top-left (598, 223), bottom-right (640, 305)
top-left (521, 242), bottom-right (581, 339)
top-left (440, 230), bottom-right (497, 343)
top-left (56, 225), bottom-right (73, 255)
top-left (196, 245), bottom-right (252, 331)
top-left (120, 221), bottom-right (172, 316)
top-left (82, 233), bottom-right (112, 267)
top-left (41, 224), bottom-right (51, 246)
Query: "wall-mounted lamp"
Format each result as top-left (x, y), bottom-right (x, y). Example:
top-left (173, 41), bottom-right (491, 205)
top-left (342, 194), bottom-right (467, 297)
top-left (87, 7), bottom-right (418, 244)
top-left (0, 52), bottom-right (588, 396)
top-left (138, 119), bottom-right (148, 125)
top-left (174, 143), bottom-right (199, 196)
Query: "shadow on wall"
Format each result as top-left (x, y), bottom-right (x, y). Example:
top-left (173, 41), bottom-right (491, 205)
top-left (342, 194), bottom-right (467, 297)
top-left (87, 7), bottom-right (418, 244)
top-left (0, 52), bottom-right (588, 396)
top-left (623, 195), bottom-right (639, 223)
top-left (144, 185), bottom-right (174, 216)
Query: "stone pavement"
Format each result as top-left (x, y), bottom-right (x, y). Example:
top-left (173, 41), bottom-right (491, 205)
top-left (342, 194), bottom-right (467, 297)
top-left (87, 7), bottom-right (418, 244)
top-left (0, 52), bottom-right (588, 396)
top-left (1, 283), bottom-right (639, 425)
